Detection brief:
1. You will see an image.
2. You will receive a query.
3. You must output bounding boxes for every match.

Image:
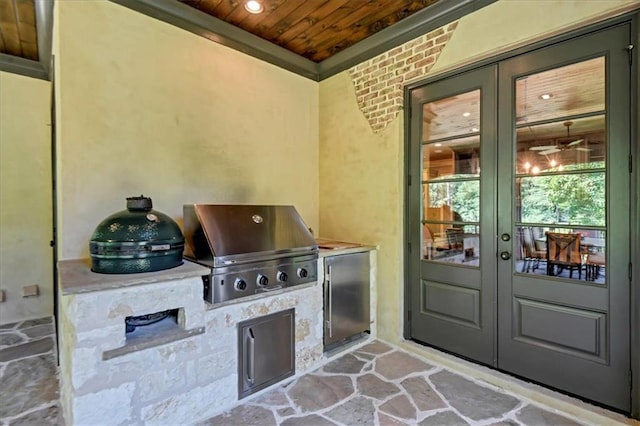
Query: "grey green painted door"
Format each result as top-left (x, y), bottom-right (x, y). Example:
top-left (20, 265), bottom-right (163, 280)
top-left (407, 23), bottom-right (632, 412)
top-left (407, 64), bottom-right (498, 366)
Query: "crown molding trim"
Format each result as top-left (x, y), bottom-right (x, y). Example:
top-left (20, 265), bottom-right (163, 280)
top-left (109, 0), bottom-right (497, 81)
top-left (109, 0), bottom-right (319, 80)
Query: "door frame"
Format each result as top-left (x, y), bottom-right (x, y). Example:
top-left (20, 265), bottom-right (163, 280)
top-left (402, 11), bottom-right (639, 418)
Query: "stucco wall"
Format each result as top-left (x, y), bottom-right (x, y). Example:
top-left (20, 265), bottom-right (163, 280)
top-left (319, 0), bottom-right (640, 343)
top-left (0, 72), bottom-right (53, 323)
top-left (54, 0), bottom-right (319, 260)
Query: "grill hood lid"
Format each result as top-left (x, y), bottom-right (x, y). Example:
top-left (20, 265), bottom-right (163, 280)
top-left (183, 204), bottom-right (317, 266)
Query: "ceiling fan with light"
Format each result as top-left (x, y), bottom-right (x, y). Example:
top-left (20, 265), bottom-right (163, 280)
top-left (529, 121), bottom-right (591, 155)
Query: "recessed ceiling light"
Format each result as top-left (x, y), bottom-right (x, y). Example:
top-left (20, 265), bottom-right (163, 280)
top-left (471, 127), bottom-right (479, 132)
top-left (434, 143), bottom-right (442, 147)
top-left (539, 93), bottom-right (553, 100)
top-left (462, 112), bottom-right (471, 117)
top-left (245, 0), bottom-right (264, 14)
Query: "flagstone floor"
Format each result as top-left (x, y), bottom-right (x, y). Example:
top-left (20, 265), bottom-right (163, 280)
top-left (0, 317), bottom-right (61, 425)
top-left (199, 340), bottom-right (584, 426)
top-left (0, 317), bottom-right (618, 426)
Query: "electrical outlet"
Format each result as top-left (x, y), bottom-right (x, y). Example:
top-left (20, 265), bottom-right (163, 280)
top-left (0, 290), bottom-right (5, 302)
top-left (22, 285), bottom-right (39, 297)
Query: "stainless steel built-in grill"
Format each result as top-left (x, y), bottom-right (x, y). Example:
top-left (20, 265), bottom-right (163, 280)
top-left (183, 204), bottom-right (318, 304)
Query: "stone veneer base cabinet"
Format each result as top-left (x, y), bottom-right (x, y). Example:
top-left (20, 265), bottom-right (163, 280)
top-left (57, 259), bottom-right (325, 425)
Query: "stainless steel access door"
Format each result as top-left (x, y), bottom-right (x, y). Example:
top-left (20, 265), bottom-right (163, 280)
top-left (324, 252), bottom-right (370, 347)
top-left (238, 308), bottom-right (295, 399)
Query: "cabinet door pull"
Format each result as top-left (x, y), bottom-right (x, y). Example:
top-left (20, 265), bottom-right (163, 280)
top-left (247, 328), bottom-right (255, 385)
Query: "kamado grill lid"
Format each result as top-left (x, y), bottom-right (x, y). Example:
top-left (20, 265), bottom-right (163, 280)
top-left (89, 196), bottom-right (184, 274)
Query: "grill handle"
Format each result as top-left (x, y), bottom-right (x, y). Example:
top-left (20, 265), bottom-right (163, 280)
top-left (327, 265), bottom-right (333, 338)
top-left (246, 328), bottom-right (255, 385)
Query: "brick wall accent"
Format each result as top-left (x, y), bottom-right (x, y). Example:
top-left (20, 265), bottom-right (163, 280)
top-left (348, 22), bottom-right (458, 132)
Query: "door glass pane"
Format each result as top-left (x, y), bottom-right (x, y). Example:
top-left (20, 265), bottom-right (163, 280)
top-left (515, 57), bottom-right (605, 124)
top-left (518, 172), bottom-right (605, 226)
top-left (423, 223), bottom-right (480, 264)
top-left (515, 226), bottom-right (606, 284)
top-left (516, 115), bottom-right (606, 173)
top-left (424, 90), bottom-right (481, 140)
top-left (422, 90), bottom-right (480, 266)
top-left (425, 181), bottom-right (480, 222)
top-left (514, 58), bottom-right (606, 284)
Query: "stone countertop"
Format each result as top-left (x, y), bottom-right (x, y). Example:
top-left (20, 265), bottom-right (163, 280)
top-left (58, 258), bottom-right (210, 295)
top-left (316, 238), bottom-right (376, 258)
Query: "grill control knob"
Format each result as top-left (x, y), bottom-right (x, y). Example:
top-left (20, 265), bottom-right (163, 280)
top-left (277, 271), bottom-right (288, 282)
top-left (257, 274), bottom-right (269, 286)
top-left (234, 278), bottom-right (247, 291)
top-left (297, 268), bottom-right (308, 278)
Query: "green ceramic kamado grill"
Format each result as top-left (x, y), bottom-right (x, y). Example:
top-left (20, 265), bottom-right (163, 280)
top-left (89, 196), bottom-right (184, 274)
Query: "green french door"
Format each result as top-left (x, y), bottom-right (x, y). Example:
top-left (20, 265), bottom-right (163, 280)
top-left (407, 23), bottom-right (632, 412)
top-left (407, 64), bottom-right (498, 366)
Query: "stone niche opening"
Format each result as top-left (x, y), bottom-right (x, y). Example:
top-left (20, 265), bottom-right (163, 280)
top-left (125, 307), bottom-right (182, 337)
top-left (102, 307), bottom-right (204, 361)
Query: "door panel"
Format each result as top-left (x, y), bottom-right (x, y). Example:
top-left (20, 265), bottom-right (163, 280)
top-left (408, 22), bottom-right (631, 412)
top-left (514, 298), bottom-right (606, 360)
top-left (422, 281), bottom-right (481, 327)
top-left (409, 65), bottom-right (497, 366)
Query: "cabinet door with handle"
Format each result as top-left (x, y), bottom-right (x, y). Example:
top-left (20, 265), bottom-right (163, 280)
top-left (238, 308), bottom-right (294, 399)
top-left (324, 252), bottom-right (370, 347)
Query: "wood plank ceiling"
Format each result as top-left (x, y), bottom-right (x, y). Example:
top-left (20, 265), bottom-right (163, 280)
top-left (0, 0), bottom-right (441, 69)
top-left (179, 0), bottom-right (440, 62)
top-left (0, 0), bottom-right (38, 61)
